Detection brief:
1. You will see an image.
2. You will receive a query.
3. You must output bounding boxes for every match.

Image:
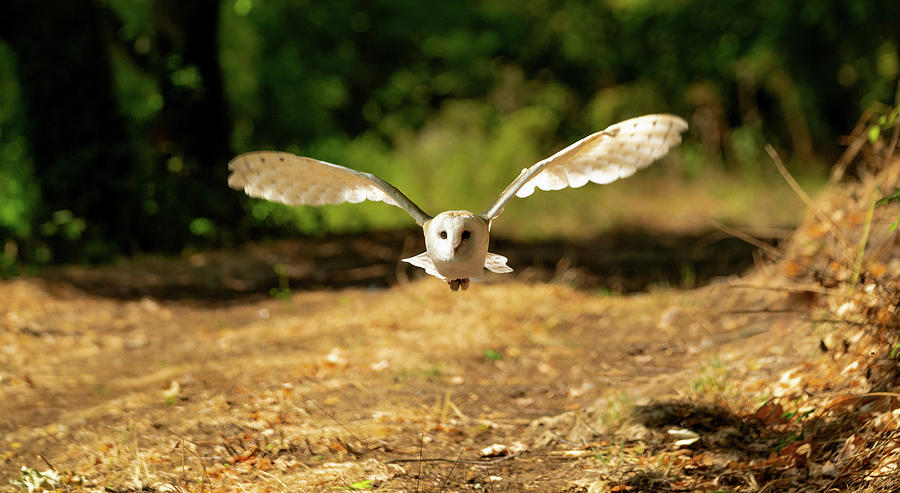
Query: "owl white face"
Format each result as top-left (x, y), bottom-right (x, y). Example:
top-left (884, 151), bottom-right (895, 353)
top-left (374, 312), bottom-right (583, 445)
top-left (424, 211), bottom-right (489, 263)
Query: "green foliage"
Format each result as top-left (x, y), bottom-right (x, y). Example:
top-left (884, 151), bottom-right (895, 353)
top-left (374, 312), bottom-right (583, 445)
top-left (189, 217), bottom-right (216, 238)
top-left (1, 0), bottom-right (899, 265)
top-left (219, 0), bottom-right (900, 158)
top-left (781, 397), bottom-right (816, 423)
top-left (216, 0), bottom-right (900, 238)
top-left (875, 188), bottom-right (900, 207)
top-left (334, 479), bottom-right (373, 491)
top-left (876, 188), bottom-right (900, 233)
top-left (689, 357), bottom-right (730, 396)
top-left (269, 263), bottom-right (292, 299)
top-left (774, 431), bottom-right (804, 453)
top-left (680, 263), bottom-right (696, 289)
top-left (484, 349), bottom-right (503, 361)
top-left (0, 44), bottom-right (50, 274)
top-left (601, 393), bottom-right (633, 435)
top-left (866, 104), bottom-right (899, 145)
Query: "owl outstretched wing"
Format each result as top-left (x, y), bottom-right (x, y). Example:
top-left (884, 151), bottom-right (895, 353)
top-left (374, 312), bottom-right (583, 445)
top-left (228, 151), bottom-right (432, 226)
top-left (482, 114), bottom-right (688, 220)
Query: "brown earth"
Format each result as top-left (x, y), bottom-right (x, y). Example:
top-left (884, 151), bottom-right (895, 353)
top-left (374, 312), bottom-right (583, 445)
top-left (1, 167), bottom-right (898, 492)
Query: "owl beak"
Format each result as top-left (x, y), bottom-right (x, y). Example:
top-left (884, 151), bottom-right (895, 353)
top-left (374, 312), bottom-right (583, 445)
top-left (452, 237), bottom-right (465, 255)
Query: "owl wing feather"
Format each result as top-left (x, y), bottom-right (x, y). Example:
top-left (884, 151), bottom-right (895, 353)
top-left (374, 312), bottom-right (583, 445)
top-left (401, 252), bottom-right (445, 280)
top-left (402, 251), bottom-right (512, 280)
top-left (484, 252), bottom-right (513, 273)
top-left (482, 114), bottom-right (688, 220)
top-left (228, 151), bottom-right (432, 226)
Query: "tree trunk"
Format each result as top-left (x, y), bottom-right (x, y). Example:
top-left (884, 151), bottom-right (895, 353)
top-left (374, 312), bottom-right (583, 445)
top-left (1, 0), bottom-right (144, 260)
top-left (152, 0), bottom-right (238, 243)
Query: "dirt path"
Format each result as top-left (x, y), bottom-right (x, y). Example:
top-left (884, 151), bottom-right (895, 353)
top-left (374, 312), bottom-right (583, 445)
top-left (1, 260), bottom-right (818, 491)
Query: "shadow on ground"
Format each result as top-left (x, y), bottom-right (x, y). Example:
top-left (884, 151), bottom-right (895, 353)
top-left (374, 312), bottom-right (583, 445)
top-left (39, 228), bottom-right (774, 300)
top-left (618, 396), bottom-right (900, 492)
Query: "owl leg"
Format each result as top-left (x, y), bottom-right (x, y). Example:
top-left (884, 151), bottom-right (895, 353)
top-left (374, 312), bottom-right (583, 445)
top-left (448, 279), bottom-right (469, 291)
top-left (447, 278), bottom-right (469, 291)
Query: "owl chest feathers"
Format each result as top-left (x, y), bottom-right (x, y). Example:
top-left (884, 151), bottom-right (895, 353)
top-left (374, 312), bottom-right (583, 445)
top-left (401, 211), bottom-right (513, 282)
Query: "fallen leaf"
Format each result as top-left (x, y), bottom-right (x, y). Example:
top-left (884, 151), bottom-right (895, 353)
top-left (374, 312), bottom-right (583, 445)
top-left (667, 428), bottom-right (699, 439)
top-left (549, 450), bottom-right (593, 458)
top-left (480, 444), bottom-right (508, 457)
top-left (755, 401), bottom-right (789, 425)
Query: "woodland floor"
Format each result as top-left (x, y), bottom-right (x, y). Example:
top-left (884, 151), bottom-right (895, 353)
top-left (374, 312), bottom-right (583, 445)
top-left (1, 175), bottom-right (899, 492)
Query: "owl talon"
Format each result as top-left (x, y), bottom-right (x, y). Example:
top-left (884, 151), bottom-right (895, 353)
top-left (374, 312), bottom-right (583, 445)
top-left (448, 279), bottom-right (469, 291)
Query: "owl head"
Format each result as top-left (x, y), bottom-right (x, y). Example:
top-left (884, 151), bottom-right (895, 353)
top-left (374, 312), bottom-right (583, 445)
top-left (424, 211), bottom-right (489, 262)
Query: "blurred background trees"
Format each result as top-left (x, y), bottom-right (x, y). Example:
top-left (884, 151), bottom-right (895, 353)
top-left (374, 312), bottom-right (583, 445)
top-left (0, 0), bottom-right (898, 272)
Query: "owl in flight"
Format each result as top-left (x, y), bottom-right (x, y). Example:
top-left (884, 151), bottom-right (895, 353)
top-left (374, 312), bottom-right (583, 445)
top-left (228, 114), bottom-right (688, 291)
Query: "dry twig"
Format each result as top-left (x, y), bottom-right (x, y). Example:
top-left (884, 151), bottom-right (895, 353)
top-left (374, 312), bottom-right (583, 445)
top-left (709, 219), bottom-right (782, 258)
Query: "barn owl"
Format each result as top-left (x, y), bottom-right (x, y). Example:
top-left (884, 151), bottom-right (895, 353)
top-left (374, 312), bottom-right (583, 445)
top-left (228, 114), bottom-right (688, 291)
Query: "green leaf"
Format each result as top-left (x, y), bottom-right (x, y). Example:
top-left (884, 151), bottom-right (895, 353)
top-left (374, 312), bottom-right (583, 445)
top-left (234, 0), bottom-right (253, 16)
top-left (189, 217), bottom-right (216, 237)
top-left (890, 342), bottom-right (900, 359)
top-left (876, 188), bottom-right (900, 207)
top-left (889, 107), bottom-right (900, 124)
top-left (170, 65), bottom-right (203, 90)
top-left (891, 216), bottom-right (900, 233)
top-left (867, 125), bottom-right (881, 143)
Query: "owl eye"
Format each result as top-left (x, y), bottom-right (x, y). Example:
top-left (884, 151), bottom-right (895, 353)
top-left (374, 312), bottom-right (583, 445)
top-left (439, 231), bottom-right (447, 239)
top-left (462, 230), bottom-right (471, 240)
